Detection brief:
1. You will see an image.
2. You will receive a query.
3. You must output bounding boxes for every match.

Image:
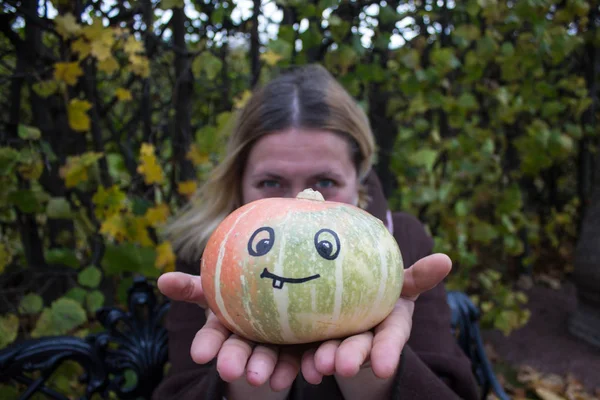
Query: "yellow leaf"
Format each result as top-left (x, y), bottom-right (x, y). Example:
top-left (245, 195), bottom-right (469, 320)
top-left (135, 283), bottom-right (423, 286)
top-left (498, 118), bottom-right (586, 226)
top-left (233, 90), bottom-right (252, 109)
top-left (92, 185), bottom-right (128, 220)
top-left (145, 204), bottom-right (170, 227)
top-left (54, 62), bottom-right (83, 86)
top-left (59, 152), bottom-right (103, 188)
top-left (71, 37), bottom-right (91, 59)
top-left (535, 387), bottom-right (566, 400)
top-left (81, 20), bottom-right (115, 61)
top-left (115, 88), bottom-right (132, 101)
top-left (260, 50), bottom-right (283, 66)
top-left (137, 143), bottom-right (164, 185)
top-left (54, 13), bottom-right (81, 39)
top-left (91, 41), bottom-right (112, 61)
top-left (186, 144), bottom-right (209, 166)
top-left (124, 35), bottom-right (144, 55)
top-left (155, 241), bottom-right (176, 272)
top-left (128, 216), bottom-right (153, 247)
top-left (17, 159), bottom-right (43, 181)
top-left (81, 19), bottom-right (104, 41)
top-left (0, 242), bottom-right (13, 274)
top-left (100, 213), bottom-right (126, 242)
top-left (177, 181), bottom-right (198, 197)
top-left (67, 99), bottom-right (92, 132)
top-left (129, 55), bottom-right (150, 78)
top-left (98, 56), bottom-right (119, 74)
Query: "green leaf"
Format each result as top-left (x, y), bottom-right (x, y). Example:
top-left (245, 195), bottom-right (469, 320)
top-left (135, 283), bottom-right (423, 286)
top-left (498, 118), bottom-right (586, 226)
top-left (409, 149), bottom-right (438, 171)
top-left (40, 140), bottom-right (58, 162)
top-left (212, 6), bottom-right (225, 25)
top-left (102, 243), bottom-right (158, 278)
top-left (64, 287), bottom-right (87, 305)
top-left (51, 298), bottom-right (87, 333)
top-left (32, 80), bottom-right (59, 98)
top-left (32, 298), bottom-right (87, 337)
top-left (430, 47), bottom-right (461, 72)
top-left (319, 0), bottom-right (339, 9)
top-left (457, 92), bottom-right (478, 111)
top-left (123, 369), bottom-right (139, 390)
top-left (400, 49), bottom-right (421, 69)
top-left (46, 197), bottom-right (73, 219)
top-left (379, 5), bottom-right (398, 25)
top-left (18, 124), bottom-right (41, 140)
top-left (267, 39), bottom-right (293, 61)
top-left (86, 290), bottom-right (105, 314)
top-left (159, 0), bottom-right (184, 8)
top-left (117, 276), bottom-right (134, 304)
top-left (46, 248), bottom-right (79, 268)
top-left (471, 222), bottom-right (498, 244)
top-left (193, 52), bottom-right (223, 81)
top-left (0, 384), bottom-right (19, 400)
top-left (78, 266), bottom-right (102, 288)
top-left (0, 147), bottom-right (20, 176)
top-left (0, 314), bottom-right (19, 349)
top-left (8, 189), bottom-right (43, 214)
top-left (19, 293), bottom-right (44, 315)
top-left (454, 200), bottom-right (469, 217)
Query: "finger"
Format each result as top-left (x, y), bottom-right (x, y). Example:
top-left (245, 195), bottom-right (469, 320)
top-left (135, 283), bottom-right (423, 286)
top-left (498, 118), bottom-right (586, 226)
top-left (335, 331), bottom-right (374, 378)
top-left (314, 339), bottom-right (341, 376)
top-left (190, 312), bottom-right (230, 364)
top-left (216, 334), bottom-right (254, 382)
top-left (371, 300), bottom-right (413, 379)
top-left (246, 344), bottom-right (279, 387)
top-left (301, 348), bottom-right (323, 385)
top-left (157, 272), bottom-right (208, 307)
top-left (401, 253), bottom-right (452, 300)
top-left (270, 347), bottom-right (301, 392)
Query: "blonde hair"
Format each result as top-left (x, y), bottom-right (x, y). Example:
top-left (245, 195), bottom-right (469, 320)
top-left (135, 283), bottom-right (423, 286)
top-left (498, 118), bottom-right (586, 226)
top-left (166, 64), bottom-right (376, 263)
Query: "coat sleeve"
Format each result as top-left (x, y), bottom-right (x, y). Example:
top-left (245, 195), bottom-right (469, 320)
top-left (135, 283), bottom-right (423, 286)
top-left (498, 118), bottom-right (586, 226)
top-left (152, 260), bottom-right (226, 400)
top-left (389, 212), bottom-right (479, 400)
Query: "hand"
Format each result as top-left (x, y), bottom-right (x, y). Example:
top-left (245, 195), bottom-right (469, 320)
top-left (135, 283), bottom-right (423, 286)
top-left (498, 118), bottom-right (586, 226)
top-left (299, 253), bottom-right (452, 385)
top-left (157, 253), bottom-right (451, 392)
top-left (157, 272), bottom-right (300, 392)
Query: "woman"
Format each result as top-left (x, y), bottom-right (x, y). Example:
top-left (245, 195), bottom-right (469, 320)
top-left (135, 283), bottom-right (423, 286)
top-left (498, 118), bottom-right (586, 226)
top-left (153, 65), bottom-right (479, 399)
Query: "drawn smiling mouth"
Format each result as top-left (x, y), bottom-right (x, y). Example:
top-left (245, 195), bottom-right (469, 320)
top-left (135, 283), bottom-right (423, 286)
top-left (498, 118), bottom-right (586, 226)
top-left (260, 268), bottom-right (320, 289)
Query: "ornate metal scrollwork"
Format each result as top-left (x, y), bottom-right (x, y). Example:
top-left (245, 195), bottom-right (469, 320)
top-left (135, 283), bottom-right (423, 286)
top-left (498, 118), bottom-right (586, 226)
top-left (0, 277), bottom-right (170, 400)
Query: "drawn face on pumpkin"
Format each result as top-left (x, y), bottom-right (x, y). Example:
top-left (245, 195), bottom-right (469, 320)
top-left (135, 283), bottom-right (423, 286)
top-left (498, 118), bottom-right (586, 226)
top-left (241, 128), bottom-right (360, 206)
top-left (248, 224), bottom-right (341, 289)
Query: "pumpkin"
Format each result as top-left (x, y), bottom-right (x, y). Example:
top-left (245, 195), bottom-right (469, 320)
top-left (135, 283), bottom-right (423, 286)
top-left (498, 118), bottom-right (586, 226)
top-left (201, 189), bottom-right (404, 345)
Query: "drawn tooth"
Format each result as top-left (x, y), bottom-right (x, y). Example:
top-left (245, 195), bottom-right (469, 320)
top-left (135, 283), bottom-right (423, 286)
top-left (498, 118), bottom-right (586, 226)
top-left (273, 279), bottom-right (283, 289)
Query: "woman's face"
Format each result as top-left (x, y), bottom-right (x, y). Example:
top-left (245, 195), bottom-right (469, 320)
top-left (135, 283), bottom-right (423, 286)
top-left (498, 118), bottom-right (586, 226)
top-left (241, 128), bottom-right (359, 206)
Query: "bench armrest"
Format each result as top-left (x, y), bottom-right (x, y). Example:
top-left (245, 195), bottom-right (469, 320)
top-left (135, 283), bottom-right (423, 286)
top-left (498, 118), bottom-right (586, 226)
top-left (447, 290), bottom-right (510, 400)
top-left (0, 277), bottom-right (170, 400)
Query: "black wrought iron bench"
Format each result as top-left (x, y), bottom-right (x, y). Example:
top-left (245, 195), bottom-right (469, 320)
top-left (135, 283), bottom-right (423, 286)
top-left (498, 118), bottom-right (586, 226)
top-left (0, 278), bottom-right (509, 400)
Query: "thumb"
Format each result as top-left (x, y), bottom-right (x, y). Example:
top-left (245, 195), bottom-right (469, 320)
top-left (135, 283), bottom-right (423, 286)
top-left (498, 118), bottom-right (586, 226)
top-left (157, 272), bottom-right (208, 308)
top-left (400, 253), bottom-right (452, 300)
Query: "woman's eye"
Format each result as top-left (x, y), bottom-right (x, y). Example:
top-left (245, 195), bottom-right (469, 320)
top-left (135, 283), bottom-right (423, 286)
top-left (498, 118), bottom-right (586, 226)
top-left (315, 179), bottom-right (335, 189)
top-left (259, 180), bottom-right (280, 189)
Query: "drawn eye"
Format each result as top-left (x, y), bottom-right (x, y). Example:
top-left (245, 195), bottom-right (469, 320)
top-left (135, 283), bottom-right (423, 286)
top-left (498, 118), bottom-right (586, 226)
top-left (314, 229), bottom-right (340, 260)
top-left (248, 227), bottom-right (275, 257)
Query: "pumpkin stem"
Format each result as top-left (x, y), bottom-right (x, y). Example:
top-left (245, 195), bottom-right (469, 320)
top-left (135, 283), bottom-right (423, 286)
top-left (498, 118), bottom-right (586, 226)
top-left (296, 188), bottom-right (325, 201)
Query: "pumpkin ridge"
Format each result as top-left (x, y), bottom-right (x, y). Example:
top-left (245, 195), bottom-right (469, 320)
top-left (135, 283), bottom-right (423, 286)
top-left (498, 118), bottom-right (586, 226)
top-left (214, 204), bottom-right (257, 339)
top-left (273, 211), bottom-right (297, 343)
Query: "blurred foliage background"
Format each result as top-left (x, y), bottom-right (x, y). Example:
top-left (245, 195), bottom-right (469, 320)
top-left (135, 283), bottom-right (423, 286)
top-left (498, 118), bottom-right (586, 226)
top-left (0, 0), bottom-right (598, 359)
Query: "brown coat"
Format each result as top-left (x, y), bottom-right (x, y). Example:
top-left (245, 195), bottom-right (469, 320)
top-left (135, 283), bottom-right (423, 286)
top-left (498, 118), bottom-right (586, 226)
top-left (153, 174), bottom-right (479, 399)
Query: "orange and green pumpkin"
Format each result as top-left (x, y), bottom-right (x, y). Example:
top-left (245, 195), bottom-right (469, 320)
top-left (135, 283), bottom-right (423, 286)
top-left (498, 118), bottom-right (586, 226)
top-left (201, 189), bottom-right (404, 345)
